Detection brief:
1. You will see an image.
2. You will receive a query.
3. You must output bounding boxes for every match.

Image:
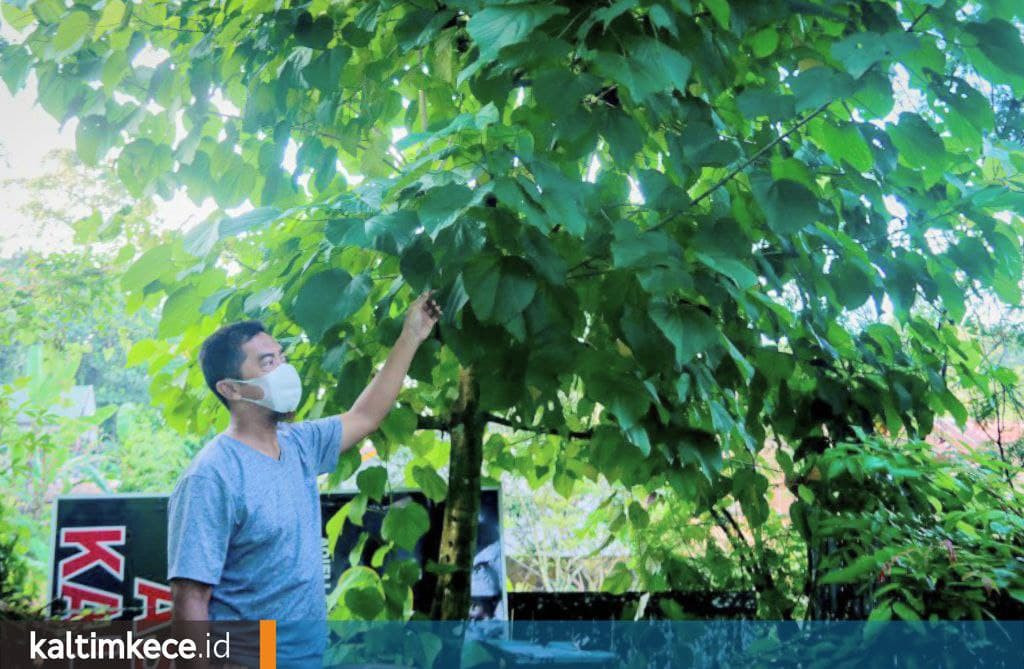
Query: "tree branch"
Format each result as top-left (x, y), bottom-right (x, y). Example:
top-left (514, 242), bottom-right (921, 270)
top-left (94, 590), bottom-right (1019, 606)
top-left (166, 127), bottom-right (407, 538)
top-left (481, 412), bottom-right (594, 440)
top-left (415, 413), bottom-right (452, 431)
top-left (907, 7), bottom-right (931, 32)
top-left (694, 103), bottom-right (829, 206)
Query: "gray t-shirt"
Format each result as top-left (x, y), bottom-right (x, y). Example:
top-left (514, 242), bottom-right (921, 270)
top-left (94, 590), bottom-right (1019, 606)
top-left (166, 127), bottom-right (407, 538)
top-left (167, 415), bottom-right (343, 667)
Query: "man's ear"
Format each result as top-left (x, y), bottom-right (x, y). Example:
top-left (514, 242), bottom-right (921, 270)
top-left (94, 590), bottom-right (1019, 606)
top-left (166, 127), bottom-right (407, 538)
top-left (216, 379), bottom-right (241, 401)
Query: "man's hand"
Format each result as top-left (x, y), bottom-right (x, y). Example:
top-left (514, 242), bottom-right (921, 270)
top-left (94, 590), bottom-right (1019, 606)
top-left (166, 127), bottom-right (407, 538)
top-left (401, 289), bottom-right (443, 343)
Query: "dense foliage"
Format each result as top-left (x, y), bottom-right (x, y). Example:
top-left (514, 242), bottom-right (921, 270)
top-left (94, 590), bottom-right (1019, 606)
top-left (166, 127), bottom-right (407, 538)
top-left (3, 0), bottom-right (1024, 619)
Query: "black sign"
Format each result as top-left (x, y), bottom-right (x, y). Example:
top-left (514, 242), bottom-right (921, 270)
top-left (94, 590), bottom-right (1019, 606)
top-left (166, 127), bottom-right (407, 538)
top-left (49, 490), bottom-right (506, 621)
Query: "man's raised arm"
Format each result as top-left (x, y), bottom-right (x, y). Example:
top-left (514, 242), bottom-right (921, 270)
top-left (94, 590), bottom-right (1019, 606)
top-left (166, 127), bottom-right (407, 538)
top-left (339, 289), bottom-right (442, 452)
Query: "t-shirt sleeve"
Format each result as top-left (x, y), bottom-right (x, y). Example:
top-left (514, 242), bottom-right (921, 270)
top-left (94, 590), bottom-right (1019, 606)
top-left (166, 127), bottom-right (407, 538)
top-left (167, 474), bottom-right (235, 586)
top-left (292, 415), bottom-right (344, 476)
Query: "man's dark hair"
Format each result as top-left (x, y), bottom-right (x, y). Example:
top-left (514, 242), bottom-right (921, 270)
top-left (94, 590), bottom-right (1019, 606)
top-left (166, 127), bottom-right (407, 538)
top-left (199, 321), bottom-right (267, 408)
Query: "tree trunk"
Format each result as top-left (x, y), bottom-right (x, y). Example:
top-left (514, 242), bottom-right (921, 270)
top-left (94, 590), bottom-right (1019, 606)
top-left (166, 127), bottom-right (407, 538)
top-left (432, 364), bottom-right (484, 620)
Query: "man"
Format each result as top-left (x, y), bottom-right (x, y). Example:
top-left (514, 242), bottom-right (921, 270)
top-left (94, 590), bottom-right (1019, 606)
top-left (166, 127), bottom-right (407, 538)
top-left (167, 289), bottom-right (442, 668)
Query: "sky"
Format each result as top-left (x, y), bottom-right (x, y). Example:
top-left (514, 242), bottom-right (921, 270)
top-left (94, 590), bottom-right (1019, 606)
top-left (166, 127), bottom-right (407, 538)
top-left (0, 72), bottom-right (78, 255)
top-left (0, 70), bottom-right (214, 257)
top-left (0, 17), bottom-right (209, 258)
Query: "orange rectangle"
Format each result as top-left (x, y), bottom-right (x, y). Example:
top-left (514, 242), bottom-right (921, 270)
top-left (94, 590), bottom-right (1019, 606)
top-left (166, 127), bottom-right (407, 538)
top-left (259, 619), bottom-right (276, 669)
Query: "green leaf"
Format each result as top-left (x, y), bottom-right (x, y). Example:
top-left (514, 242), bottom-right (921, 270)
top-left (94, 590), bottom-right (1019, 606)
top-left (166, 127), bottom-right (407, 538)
top-left (95, 0), bottom-right (126, 38)
top-left (344, 587), bottom-right (384, 620)
top-left (290, 270), bottom-right (372, 342)
top-left (219, 207), bottom-right (282, 238)
top-left (964, 19), bottom-right (1024, 87)
top-left (790, 66), bottom-right (855, 112)
top-left (552, 466), bottom-right (577, 498)
top-left (493, 177), bottom-right (550, 232)
top-left (888, 113), bottom-right (946, 184)
top-left (675, 122), bottom-right (738, 166)
top-left (158, 286), bottom-right (203, 338)
top-left (363, 210), bottom-right (419, 254)
top-left (356, 466), bottom-right (388, 501)
top-left (399, 236), bottom-right (436, 292)
top-left (892, 601), bottom-right (921, 622)
top-left (602, 562), bottom-right (634, 594)
top-left (346, 493), bottom-right (368, 527)
top-left (733, 468), bottom-right (769, 526)
top-left (586, 0), bottom-right (639, 34)
top-left (381, 501), bottom-right (430, 551)
top-left (679, 433), bottom-right (722, 481)
top-left (750, 175), bottom-right (819, 234)
top-left (418, 183), bottom-right (475, 239)
top-left (463, 256), bottom-right (501, 321)
top-left (591, 38), bottom-right (692, 102)
top-left (379, 405), bottom-right (418, 446)
top-left (703, 0), bottom-right (730, 30)
top-left (0, 43), bottom-right (32, 93)
top-left (831, 31), bottom-right (917, 79)
top-left (627, 501), bottom-right (649, 528)
top-left (519, 227), bottom-right (567, 285)
top-left (649, 300), bottom-right (718, 368)
top-left (466, 4), bottom-right (568, 66)
top-left (75, 116), bottom-right (114, 166)
top-left (304, 45), bottom-right (352, 90)
top-left (720, 334), bottom-right (755, 383)
top-left (941, 388), bottom-right (967, 427)
top-left (295, 11), bottom-right (334, 49)
top-left (214, 161), bottom-right (258, 209)
top-left (385, 557), bottom-right (423, 588)
top-left (51, 10), bottom-right (92, 60)
top-left (412, 465), bottom-right (448, 502)
top-left (736, 87), bottom-right (795, 121)
top-left (531, 162), bottom-right (589, 237)
top-left (117, 139), bottom-right (172, 198)
top-left (122, 244), bottom-right (173, 293)
top-left (820, 554), bottom-right (877, 584)
top-left (243, 286), bottom-right (283, 314)
top-left (464, 256), bottom-right (537, 327)
top-left (750, 27), bottom-right (779, 57)
top-left (813, 120), bottom-right (873, 172)
top-left (936, 77), bottom-right (994, 146)
top-left (611, 220), bottom-right (682, 269)
top-left (601, 110), bottom-right (645, 165)
top-left (32, 0), bottom-right (66, 25)
top-left (370, 543), bottom-right (391, 569)
top-left (696, 252), bottom-right (758, 290)
top-left (867, 602), bottom-right (893, 622)
top-left (184, 220), bottom-right (219, 257)
top-left (1, 3), bottom-right (35, 31)
top-left (648, 4), bottom-right (677, 38)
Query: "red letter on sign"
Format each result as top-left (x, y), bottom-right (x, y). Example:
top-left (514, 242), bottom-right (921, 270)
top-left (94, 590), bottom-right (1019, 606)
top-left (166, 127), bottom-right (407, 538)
top-left (134, 578), bottom-right (173, 632)
top-left (60, 582), bottom-right (123, 620)
top-left (59, 526), bottom-right (126, 581)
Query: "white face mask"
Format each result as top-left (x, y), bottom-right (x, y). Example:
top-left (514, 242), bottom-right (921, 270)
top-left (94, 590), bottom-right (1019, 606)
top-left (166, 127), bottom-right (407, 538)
top-left (228, 363), bottom-right (303, 413)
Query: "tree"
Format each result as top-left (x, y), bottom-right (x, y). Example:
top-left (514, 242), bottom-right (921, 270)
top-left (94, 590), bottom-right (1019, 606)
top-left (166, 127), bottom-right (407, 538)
top-left (0, 149), bottom-right (160, 410)
top-left (0, 151), bottom-right (178, 610)
top-left (4, 0), bottom-right (1024, 619)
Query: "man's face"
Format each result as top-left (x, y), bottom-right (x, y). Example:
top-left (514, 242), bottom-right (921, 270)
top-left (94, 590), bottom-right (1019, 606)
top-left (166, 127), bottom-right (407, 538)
top-left (238, 332), bottom-right (287, 380)
top-left (217, 332), bottom-right (291, 417)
